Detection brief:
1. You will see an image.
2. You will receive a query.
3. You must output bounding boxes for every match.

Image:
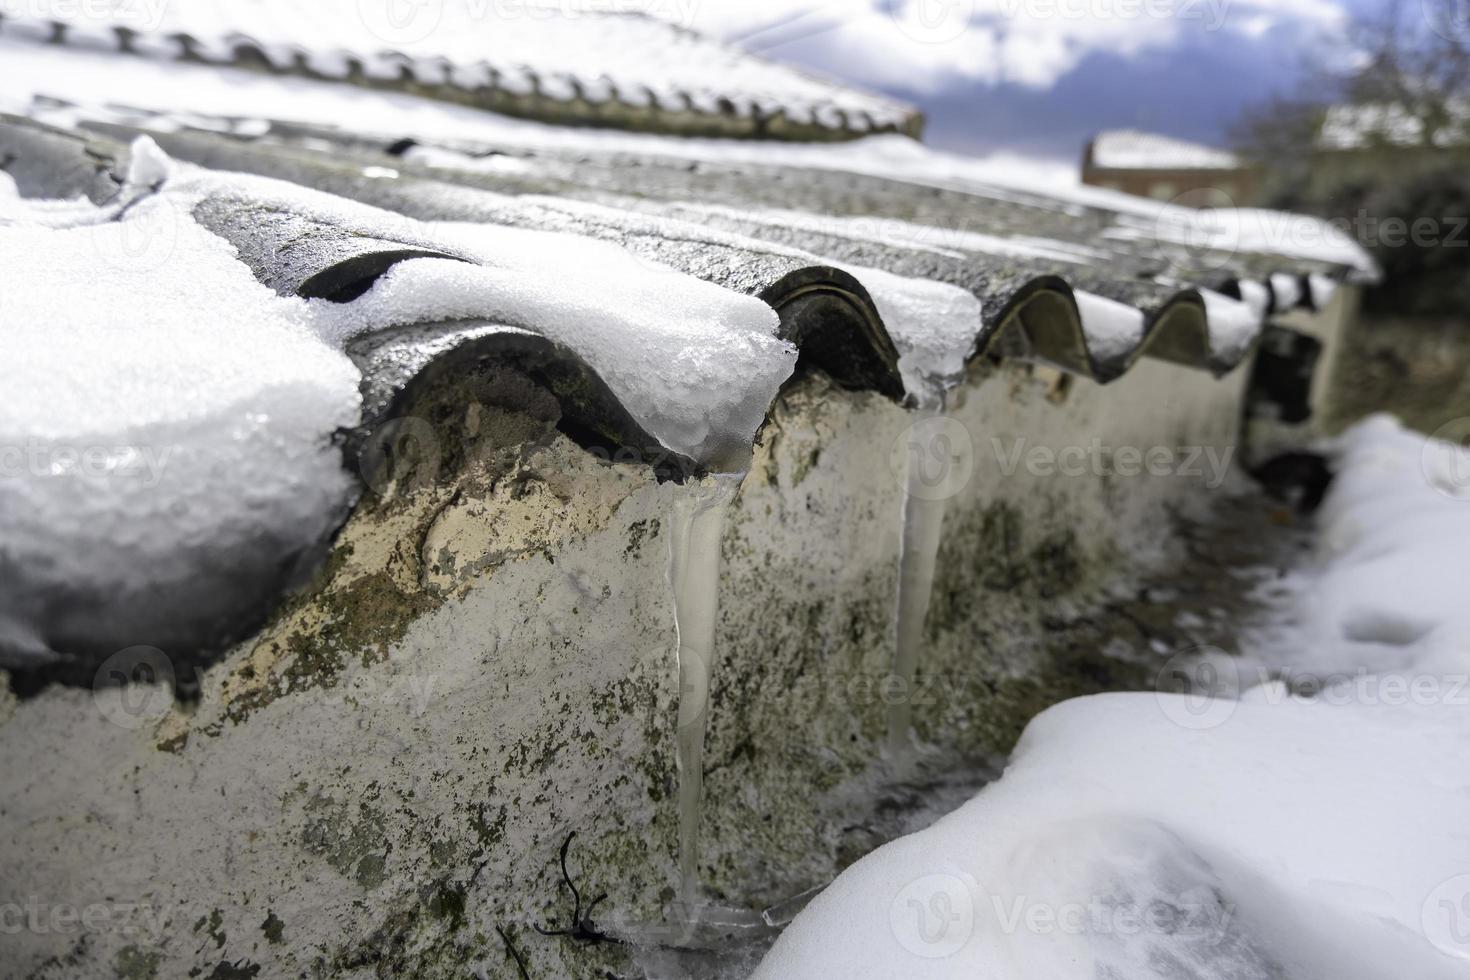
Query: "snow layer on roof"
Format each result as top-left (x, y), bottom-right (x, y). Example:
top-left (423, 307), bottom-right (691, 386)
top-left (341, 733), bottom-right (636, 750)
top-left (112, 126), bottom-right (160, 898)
top-left (757, 417), bottom-right (1470, 980)
top-left (677, 203), bottom-right (1099, 266)
top-left (1073, 290), bottom-right (1145, 363)
top-left (1089, 129), bottom-right (1244, 171)
top-left (1198, 289), bottom-right (1263, 362)
top-left (1104, 204), bottom-right (1375, 283)
top-left (9, 0), bottom-right (914, 131)
top-left (1237, 278), bottom-right (1272, 319)
top-left (164, 166), bottom-right (794, 468)
top-left (1269, 272), bottom-right (1303, 311)
top-left (826, 262), bottom-right (983, 400)
top-left (0, 37), bottom-right (1378, 282)
top-left (0, 157), bottom-right (361, 665)
top-left (309, 239), bottom-right (792, 467)
top-left (1, 138), bottom-right (796, 662)
top-left (1308, 273), bottom-right (1338, 310)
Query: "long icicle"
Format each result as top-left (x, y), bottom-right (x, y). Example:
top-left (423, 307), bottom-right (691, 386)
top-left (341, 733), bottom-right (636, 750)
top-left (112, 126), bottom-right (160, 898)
top-left (667, 473), bottom-right (741, 904)
top-left (886, 392), bottom-right (960, 757)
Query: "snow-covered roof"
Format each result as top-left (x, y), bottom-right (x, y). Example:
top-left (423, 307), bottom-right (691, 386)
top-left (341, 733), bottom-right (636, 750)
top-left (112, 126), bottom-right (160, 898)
top-left (0, 31), bottom-right (1379, 671)
top-left (1088, 129), bottom-right (1244, 171)
top-left (1318, 99), bottom-right (1470, 151)
top-left (0, 1), bottom-right (920, 141)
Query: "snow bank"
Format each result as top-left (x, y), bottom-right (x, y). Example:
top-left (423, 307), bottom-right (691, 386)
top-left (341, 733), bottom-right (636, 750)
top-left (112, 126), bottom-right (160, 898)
top-left (757, 692), bottom-right (1470, 980)
top-left (1247, 415), bottom-right (1470, 680)
top-left (758, 417), bottom-right (1470, 979)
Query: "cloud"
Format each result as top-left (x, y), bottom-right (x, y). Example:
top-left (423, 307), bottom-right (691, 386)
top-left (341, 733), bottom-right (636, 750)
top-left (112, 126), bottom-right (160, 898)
top-left (678, 0), bottom-right (1351, 95)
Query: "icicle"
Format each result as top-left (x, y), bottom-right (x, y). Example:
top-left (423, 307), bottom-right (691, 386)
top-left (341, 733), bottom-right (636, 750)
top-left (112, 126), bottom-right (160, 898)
top-left (667, 472), bottom-right (741, 903)
top-left (885, 389), bottom-right (968, 757)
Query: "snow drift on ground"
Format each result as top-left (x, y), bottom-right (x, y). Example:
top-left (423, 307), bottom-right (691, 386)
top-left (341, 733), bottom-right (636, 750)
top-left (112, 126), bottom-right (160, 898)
top-left (1248, 414), bottom-right (1470, 681)
top-left (756, 416), bottom-right (1470, 979)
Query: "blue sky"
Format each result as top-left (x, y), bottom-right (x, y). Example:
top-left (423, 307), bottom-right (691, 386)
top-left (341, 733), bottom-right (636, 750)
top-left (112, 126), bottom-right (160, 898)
top-left (682, 0), bottom-right (1381, 162)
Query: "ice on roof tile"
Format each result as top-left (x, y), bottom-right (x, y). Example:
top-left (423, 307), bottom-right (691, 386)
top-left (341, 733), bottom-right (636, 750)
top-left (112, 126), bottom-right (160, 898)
top-left (2, 138), bottom-right (797, 665)
top-left (825, 262), bottom-right (983, 402)
top-left (1, 184), bottom-right (361, 666)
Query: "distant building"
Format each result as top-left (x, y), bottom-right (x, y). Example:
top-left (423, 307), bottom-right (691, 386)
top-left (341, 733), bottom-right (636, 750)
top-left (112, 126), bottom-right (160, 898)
top-left (1082, 129), bottom-right (1261, 206)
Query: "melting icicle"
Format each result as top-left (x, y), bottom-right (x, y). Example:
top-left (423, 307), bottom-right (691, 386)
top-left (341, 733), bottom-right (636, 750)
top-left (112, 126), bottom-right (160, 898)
top-left (886, 389), bottom-right (970, 757)
top-left (667, 472), bottom-right (741, 903)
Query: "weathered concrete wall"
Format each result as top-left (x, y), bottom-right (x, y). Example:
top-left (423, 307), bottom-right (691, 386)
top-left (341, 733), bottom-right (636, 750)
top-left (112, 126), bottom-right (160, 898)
top-left (1245, 285), bottom-right (1361, 466)
top-left (1276, 285), bottom-right (1360, 431)
top-left (1322, 312), bottom-right (1470, 437)
top-left (0, 350), bottom-right (1250, 979)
